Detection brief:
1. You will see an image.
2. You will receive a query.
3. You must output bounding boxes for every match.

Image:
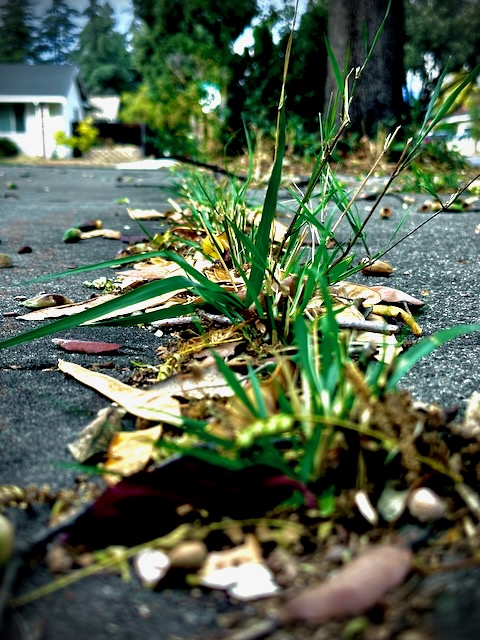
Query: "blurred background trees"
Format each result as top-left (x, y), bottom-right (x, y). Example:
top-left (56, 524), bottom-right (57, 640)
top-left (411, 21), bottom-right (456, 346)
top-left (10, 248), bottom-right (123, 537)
top-left (0, 0), bottom-right (478, 160)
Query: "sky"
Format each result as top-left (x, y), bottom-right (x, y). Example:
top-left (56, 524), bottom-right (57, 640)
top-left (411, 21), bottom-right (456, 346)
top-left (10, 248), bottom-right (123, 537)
top-left (0, 0), bottom-right (134, 33)
top-left (0, 0), bottom-right (307, 45)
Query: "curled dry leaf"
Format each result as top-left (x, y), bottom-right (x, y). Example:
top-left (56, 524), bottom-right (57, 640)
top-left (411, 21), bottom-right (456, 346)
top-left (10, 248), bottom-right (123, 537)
top-left (67, 406), bottom-right (125, 463)
top-left (281, 544), bottom-right (413, 625)
top-left (361, 258), bottom-right (395, 277)
top-left (104, 424), bottom-right (163, 485)
top-left (21, 293), bottom-right (74, 309)
top-left (369, 304), bottom-right (422, 336)
top-left (368, 285), bottom-right (424, 308)
top-left (52, 338), bottom-right (123, 354)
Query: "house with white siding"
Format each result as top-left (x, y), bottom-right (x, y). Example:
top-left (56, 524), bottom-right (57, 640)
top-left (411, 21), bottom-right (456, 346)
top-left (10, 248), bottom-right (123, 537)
top-left (0, 64), bottom-right (90, 158)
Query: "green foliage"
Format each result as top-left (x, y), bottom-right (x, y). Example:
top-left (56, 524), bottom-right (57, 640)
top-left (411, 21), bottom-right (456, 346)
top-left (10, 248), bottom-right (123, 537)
top-left (71, 0), bottom-right (134, 96)
top-left (34, 0), bottom-right (79, 63)
top-left (54, 117), bottom-right (99, 154)
top-left (126, 0), bottom-right (257, 156)
top-left (405, 0), bottom-right (480, 82)
top-left (0, 0), bottom-right (36, 63)
top-left (0, 138), bottom-right (19, 158)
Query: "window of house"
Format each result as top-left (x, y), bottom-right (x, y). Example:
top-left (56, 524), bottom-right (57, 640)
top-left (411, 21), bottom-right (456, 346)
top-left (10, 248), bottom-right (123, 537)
top-left (49, 104), bottom-right (62, 117)
top-left (0, 104), bottom-right (26, 133)
top-left (0, 105), bottom-right (11, 132)
top-left (13, 104), bottom-right (26, 133)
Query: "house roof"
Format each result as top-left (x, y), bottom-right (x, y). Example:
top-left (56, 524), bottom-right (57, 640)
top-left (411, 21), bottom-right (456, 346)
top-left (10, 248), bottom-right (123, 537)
top-left (0, 64), bottom-right (89, 103)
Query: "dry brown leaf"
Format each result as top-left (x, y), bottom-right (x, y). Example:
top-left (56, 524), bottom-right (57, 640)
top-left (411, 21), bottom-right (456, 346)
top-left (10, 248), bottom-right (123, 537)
top-left (361, 258), bottom-right (395, 276)
top-left (104, 424), bottom-right (163, 484)
top-left (127, 208), bottom-right (163, 220)
top-left (149, 363), bottom-right (241, 401)
top-left (20, 294), bottom-right (74, 309)
top-left (18, 293), bottom-right (117, 320)
top-left (80, 229), bottom-right (122, 240)
top-left (368, 285), bottom-right (424, 308)
top-left (68, 406), bottom-right (125, 462)
top-left (58, 359), bottom-right (183, 425)
top-left (332, 281), bottom-right (382, 306)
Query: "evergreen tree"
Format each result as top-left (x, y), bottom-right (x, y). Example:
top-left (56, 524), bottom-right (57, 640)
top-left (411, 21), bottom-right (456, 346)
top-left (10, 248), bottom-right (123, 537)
top-left (71, 0), bottom-right (134, 95)
top-left (123, 0), bottom-right (257, 155)
top-left (35, 0), bottom-right (80, 64)
top-left (0, 1), bottom-right (36, 63)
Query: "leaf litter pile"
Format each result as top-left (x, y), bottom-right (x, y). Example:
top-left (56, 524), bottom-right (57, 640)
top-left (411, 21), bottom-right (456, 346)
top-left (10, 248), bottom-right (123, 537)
top-left (2, 185), bottom-right (480, 640)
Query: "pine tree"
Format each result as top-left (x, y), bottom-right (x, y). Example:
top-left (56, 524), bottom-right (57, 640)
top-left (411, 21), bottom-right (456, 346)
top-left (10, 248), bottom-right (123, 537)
top-left (35, 0), bottom-right (80, 64)
top-left (71, 0), bottom-right (134, 95)
top-left (0, 1), bottom-right (36, 63)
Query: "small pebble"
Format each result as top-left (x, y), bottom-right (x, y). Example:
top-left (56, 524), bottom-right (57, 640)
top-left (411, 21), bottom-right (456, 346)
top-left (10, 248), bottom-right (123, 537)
top-left (0, 253), bottom-right (13, 268)
top-left (407, 487), bottom-right (446, 522)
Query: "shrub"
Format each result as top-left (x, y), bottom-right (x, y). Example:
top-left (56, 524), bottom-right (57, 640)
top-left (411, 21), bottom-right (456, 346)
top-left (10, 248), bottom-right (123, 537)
top-left (54, 117), bottom-right (99, 154)
top-left (0, 137), bottom-right (19, 158)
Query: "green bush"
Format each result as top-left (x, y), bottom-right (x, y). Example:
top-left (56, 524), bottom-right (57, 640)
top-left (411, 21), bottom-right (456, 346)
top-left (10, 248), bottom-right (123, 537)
top-left (54, 117), bottom-right (99, 154)
top-left (0, 137), bottom-right (19, 158)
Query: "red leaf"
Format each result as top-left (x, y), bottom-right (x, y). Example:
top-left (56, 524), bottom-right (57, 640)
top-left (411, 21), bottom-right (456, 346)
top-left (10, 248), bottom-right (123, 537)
top-left (52, 339), bottom-right (122, 354)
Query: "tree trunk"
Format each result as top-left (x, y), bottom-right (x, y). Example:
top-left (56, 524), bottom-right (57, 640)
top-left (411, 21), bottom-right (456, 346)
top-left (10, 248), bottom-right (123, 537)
top-left (324, 0), bottom-right (405, 137)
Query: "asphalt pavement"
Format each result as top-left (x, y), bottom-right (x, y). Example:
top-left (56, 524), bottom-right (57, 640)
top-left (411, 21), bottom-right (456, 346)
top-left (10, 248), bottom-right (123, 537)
top-left (0, 163), bottom-right (480, 639)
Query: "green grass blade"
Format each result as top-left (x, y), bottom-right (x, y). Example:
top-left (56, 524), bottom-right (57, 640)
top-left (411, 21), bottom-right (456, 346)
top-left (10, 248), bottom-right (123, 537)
top-left (0, 276), bottom-right (197, 350)
top-left (387, 324), bottom-right (480, 390)
top-left (246, 103), bottom-right (286, 304)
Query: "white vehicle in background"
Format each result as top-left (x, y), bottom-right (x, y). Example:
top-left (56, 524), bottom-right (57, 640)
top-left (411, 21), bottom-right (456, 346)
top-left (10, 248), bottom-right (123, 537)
top-left (447, 125), bottom-right (478, 157)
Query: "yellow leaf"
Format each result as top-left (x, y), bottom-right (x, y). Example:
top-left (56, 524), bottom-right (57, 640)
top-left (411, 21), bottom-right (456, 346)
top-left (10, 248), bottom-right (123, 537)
top-left (202, 232), bottom-right (229, 259)
top-left (58, 359), bottom-right (183, 425)
top-left (104, 425), bottom-right (162, 484)
top-left (369, 304), bottom-right (422, 336)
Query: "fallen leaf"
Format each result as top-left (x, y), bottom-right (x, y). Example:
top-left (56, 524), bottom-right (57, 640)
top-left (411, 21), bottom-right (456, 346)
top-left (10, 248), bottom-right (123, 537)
top-left (21, 294), bottom-right (74, 309)
top-left (368, 285), bottom-right (424, 308)
top-left (58, 359), bottom-right (183, 425)
top-left (62, 456), bottom-right (297, 548)
top-left (361, 259), bottom-right (395, 276)
top-left (80, 229), bottom-right (122, 240)
top-left (17, 293), bottom-right (117, 320)
top-left (369, 304), bottom-right (422, 336)
top-left (52, 339), bottom-right (123, 354)
top-left (128, 208), bottom-right (163, 220)
top-left (202, 232), bottom-right (230, 259)
top-left (68, 406), bottom-right (125, 462)
top-left (332, 282), bottom-right (382, 306)
top-left (104, 425), bottom-right (163, 484)
top-left (282, 545), bottom-right (413, 625)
